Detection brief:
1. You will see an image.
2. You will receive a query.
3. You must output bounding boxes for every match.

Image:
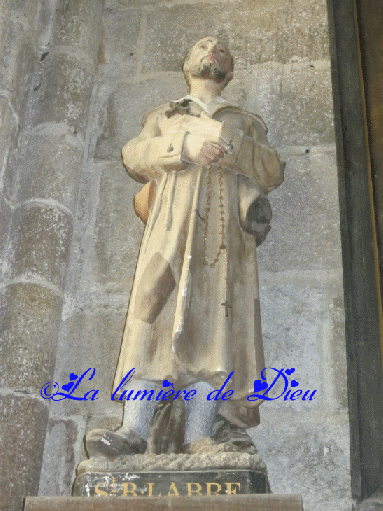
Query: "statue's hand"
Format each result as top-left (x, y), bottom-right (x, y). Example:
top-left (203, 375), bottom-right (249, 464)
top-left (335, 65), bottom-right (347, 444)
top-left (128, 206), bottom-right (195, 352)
top-left (182, 133), bottom-right (228, 166)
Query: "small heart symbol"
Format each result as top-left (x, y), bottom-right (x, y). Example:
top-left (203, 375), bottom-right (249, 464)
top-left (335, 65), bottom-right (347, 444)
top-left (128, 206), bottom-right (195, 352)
top-left (285, 368), bottom-right (295, 375)
top-left (253, 380), bottom-right (268, 392)
top-left (69, 373), bottom-right (78, 381)
top-left (62, 382), bottom-right (74, 392)
top-left (291, 380), bottom-right (299, 387)
top-left (163, 379), bottom-right (174, 388)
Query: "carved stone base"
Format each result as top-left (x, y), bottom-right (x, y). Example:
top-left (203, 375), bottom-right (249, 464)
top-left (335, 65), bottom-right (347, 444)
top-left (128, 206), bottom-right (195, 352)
top-left (73, 453), bottom-right (270, 498)
top-left (25, 495), bottom-right (304, 511)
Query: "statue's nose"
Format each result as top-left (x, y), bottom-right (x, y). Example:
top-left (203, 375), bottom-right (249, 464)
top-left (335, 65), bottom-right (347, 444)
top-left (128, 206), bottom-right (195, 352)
top-left (207, 45), bottom-right (218, 57)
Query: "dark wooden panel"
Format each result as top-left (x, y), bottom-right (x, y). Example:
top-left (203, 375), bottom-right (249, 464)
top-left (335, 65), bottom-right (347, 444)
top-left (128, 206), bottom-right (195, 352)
top-left (326, 0), bottom-right (383, 500)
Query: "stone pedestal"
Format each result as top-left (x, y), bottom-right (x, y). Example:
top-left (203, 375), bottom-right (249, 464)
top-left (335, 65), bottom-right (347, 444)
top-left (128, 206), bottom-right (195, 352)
top-left (24, 494), bottom-right (304, 511)
top-left (73, 453), bottom-right (270, 498)
top-left (25, 454), bottom-right (304, 509)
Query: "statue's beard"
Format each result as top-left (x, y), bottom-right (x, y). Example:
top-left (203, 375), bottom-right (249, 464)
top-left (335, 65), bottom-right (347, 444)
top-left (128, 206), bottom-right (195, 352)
top-left (189, 62), bottom-right (227, 83)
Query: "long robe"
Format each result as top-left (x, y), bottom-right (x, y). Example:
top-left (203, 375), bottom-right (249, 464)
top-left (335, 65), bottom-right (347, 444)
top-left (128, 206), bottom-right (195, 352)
top-left (113, 97), bottom-right (284, 428)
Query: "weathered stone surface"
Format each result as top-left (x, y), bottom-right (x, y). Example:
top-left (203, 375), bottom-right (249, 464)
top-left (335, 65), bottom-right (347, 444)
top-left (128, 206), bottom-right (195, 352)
top-left (94, 77), bottom-right (188, 160)
top-left (99, 6), bottom-right (141, 77)
top-left (77, 452), bottom-right (265, 474)
top-left (34, 0), bottom-right (56, 51)
top-left (142, 0), bottom-right (329, 73)
top-left (0, 145), bottom-right (19, 206)
top-left (48, 303), bottom-right (128, 417)
top-left (356, 494), bottom-right (383, 511)
top-left (329, 294), bottom-right (348, 408)
top-left (0, 94), bottom-right (18, 172)
top-left (0, 394), bottom-right (48, 511)
top-left (105, 0), bottom-right (165, 6)
top-left (257, 147), bottom-right (342, 272)
top-left (0, 0), bottom-right (39, 24)
top-left (0, 195), bottom-right (12, 257)
top-left (16, 128), bottom-right (83, 213)
top-left (258, 280), bottom-right (323, 411)
top-left (240, 61), bottom-right (335, 146)
top-left (0, 0), bottom-right (39, 110)
top-left (9, 202), bottom-right (72, 288)
top-left (0, 283), bottom-right (62, 390)
top-left (53, 0), bottom-right (104, 61)
top-left (92, 161), bottom-right (143, 286)
top-left (251, 419), bottom-right (352, 511)
top-left (29, 52), bottom-right (95, 135)
top-left (258, 271), bottom-right (346, 412)
top-left (38, 418), bottom-right (81, 497)
top-left (0, 0), bottom-right (12, 44)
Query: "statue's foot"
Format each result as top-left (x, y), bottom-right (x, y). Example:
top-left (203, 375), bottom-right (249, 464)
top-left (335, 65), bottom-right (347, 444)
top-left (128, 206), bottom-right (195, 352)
top-left (212, 414), bottom-right (257, 454)
top-left (85, 427), bottom-right (147, 458)
top-left (182, 437), bottom-right (242, 455)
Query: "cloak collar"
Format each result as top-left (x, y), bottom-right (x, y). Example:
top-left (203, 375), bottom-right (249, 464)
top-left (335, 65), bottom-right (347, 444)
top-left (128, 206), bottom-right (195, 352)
top-left (167, 95), bottom-right (237, 118)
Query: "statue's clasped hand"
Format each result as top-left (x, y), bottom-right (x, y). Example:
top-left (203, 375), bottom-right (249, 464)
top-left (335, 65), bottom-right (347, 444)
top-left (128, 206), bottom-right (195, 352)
top-left (182, 133), bottom-right (230, 166)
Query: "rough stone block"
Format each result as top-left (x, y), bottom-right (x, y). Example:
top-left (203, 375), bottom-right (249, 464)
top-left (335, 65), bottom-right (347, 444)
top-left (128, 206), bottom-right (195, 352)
top-left (60, 161), bottom-right (143, 292)
top-left (16, 128), bottom-right (83, 213)
top-left (29, 52), bottom-right (95, 135)
top-left (0, 1), bottom-right (12, 44)
top-left (257, 272), bottom-right (346, 412)
top-left (356, 495), bottom-right (383, 511)
top-left (34, 0), bottom-right (56, 51)
top-left (0, 194), bottom-right (12, 257)
top-left (105, 0), bottom-right (164, 6)
top-left (142, 0), bottom-right (329, 73)
top-left (53, 0), bottom-right (103, 61)
top-left (38, 418), bottom-right (81, 497)
top-left (9, 202), bottom-right (73, 288)
top-left (0, 94), bottom-right (18, 167)
top-left (0, 2), bottom-right (39, 111)
top-left (91, 161), bottom-right (144, 286)
top-left (257, 147), bottom-right (343, 272)
top-left (240, 61), bottom-right (335, 146)
top-left (0, 283), bottom-right (62, 390)
top-left (1, 146), bottom-right (19, 206)
top-left (258, 280), bottom-right (323, 411)
top-left (48, 303), bottom-right (128, 418)
top-left (0, 394), bottom-right (48, 511)
top-left (1, 0), bottom-right (40, 24)
top-left (329, 295), bottom-right (348, 408)
top-left (94, 77), bottom-right (188, 160)
top-left (250, 420), bottom-right (352, 511)
top-left (99, 6), bottom-right (141, 77)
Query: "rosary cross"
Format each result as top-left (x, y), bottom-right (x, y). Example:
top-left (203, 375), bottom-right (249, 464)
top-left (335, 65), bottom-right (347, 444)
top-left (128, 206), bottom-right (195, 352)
top-left (221, 298), bottom-right (232, 317)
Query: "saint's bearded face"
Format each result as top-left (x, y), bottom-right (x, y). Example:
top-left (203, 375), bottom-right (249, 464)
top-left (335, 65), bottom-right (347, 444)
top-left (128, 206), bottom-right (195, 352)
top-left (188, 60), bottom-right (227, 83)
top-left (183, 37), bottom-right (234, 88)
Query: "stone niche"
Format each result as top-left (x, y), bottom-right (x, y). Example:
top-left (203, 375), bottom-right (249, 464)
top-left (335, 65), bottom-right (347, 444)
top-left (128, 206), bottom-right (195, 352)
top-left (0, 1), bottom-right (351, 511)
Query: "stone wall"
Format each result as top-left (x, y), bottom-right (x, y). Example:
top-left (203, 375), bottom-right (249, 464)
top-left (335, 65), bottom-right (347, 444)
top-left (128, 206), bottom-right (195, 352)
top-left (0, 0), bottom-right (351, 510)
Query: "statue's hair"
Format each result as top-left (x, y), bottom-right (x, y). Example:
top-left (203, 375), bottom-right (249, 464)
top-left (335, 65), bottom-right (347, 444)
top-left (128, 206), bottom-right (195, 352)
top-left (182, 41), bottom-right (234, 89)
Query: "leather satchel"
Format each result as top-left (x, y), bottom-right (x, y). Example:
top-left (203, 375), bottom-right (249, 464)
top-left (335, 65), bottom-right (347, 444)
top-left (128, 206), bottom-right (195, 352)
top-left (134, 180), bottom-right (156, 224)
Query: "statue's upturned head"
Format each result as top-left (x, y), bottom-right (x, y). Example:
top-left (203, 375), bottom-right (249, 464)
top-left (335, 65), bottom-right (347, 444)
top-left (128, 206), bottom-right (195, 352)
top-left (182, 37), bottom-right (234, 90)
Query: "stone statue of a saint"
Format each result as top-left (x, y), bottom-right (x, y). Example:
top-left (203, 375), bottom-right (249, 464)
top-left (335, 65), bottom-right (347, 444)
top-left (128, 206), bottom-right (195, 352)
top-left (85, 37), bottom-right (284, 458)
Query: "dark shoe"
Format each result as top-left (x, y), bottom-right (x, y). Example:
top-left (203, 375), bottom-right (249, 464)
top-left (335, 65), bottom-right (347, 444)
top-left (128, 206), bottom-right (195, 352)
top-left (85, 427), bottom-right (147, 458)
top-left (212, 414), bottom-right (257, 454)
